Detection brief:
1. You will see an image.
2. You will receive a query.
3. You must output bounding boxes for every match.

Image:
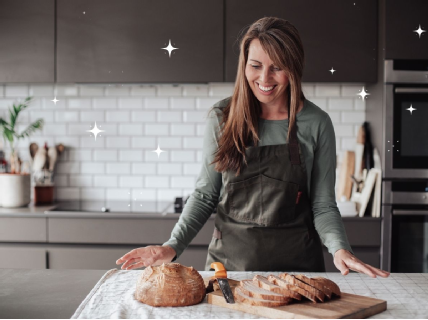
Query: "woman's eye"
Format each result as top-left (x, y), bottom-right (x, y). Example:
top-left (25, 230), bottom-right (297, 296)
top-left (251, 65), bottom-right (260, 69)
top-left (273, 67), bottom-right (281, 71)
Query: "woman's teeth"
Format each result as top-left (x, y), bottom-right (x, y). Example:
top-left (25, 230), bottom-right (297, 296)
top-left (258, 83), bottom-right (276, 92)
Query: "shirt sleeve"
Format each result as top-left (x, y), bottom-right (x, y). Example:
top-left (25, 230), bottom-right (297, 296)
top-left (162, 107), bottom-right (223, 260)
top-left (311, 113), bottom-right (354, 257)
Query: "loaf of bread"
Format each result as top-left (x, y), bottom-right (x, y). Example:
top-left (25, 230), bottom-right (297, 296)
top-left (134, 263), bottom-right (206, 307)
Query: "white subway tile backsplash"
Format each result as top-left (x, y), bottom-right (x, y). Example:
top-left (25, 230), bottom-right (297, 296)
top-left (328, 98), bottom-right (354, 111)
top-left (67, 98), bottom-right (92, 109)
top-left (55, 85), bottom-right (79, 96)
top-left (183, 85), bottom-right (209, 97)
top-left (106, 137), bottom-right (130, 148)
top-left (145, 124), bottom-right (169, 136)
top-left (81, 188), bottom-right (105, 200)
top-left (132, 111), bottom-right (156, 122)
top-left (183, 137), bottom-right (203, 149)
top-left (119, 176), bottom-right (143, 188)
top-left (106, 111), bottom-right (130, 122)
top-left (94, 176), bottom-right (118, 187)
top-left (132, 163), bottom-right (157, 175)
top-left (81, 162), bottom-right (105, 174)
top-left (93, 98), bottom-right (117, 109)
top-left (29, 85), bottom-right (54, 97)
top-left (171, 176), bottom-right (195, 188)
top-left (158, 163), bottom-right (182, 175)
top-left (119, 124), bottom-right (143, 135)
top-left (119, 150), bottom-right (143, 161)
top-left (70, 175), bottom-right (92, 187)
top-left (183, 111), bottom-right (209, 123)
top-left (171, 98), bottom-right (196, 110)
top-left (158, 137), bottom-right (182, 149)
top-left (158, 111), bottom-right (182, 122)
top-left (171, 151), bottom-right (195, 162)
top-left (130, 86), bottom-right (156, 96)
top-left (0, 83), bottom-right (365, 202)
top-left (80, 86), bottom-right (104, 96)
top-left (5, 85), bottom-right (28, 97)
top-left (55, 111), bottom-right (79, 122)
top-left (157, 85), bottom-right (181, 97)
top-left (145, 176), bottom-right (169, 188)
top-left (94, 150), bottom-right (117, 161)
top-left (106, 163), bottom-right (130, 174)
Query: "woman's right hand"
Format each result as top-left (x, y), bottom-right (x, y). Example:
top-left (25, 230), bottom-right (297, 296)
top-left (115, 245), bottom-right (177, 270)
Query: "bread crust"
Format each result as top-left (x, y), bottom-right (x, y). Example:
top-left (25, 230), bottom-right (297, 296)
top-left (311, 277), bottom-right (341, 297)
top-left (134, 263), bottom-right (206, 307)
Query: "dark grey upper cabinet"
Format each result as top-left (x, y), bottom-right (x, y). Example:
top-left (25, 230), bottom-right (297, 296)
top-left (225, 0), bottom-right (378, 83)
top-left (0, 0), bottom-right (54, 83)
top-left (385, 0), bottom-right (428, 60)
top-left (56, 0), bottom-right (223, 83)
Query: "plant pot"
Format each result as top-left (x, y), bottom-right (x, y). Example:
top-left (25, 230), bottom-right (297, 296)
top-left (0, 173), bottom-right (31, 208)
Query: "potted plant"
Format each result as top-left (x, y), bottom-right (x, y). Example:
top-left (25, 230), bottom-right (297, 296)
top-left (0, 96), bottom-right (44, 207)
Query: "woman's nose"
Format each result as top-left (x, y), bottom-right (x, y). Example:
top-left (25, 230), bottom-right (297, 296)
top-left (259, 68), bottom-right (272, 83)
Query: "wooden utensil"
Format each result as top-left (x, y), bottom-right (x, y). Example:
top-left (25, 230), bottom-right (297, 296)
top-left (337, 151), bottom-right (355, 201)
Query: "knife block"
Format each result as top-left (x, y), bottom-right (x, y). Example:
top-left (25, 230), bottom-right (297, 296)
top-left (34, 185), bottom-right (54, 205)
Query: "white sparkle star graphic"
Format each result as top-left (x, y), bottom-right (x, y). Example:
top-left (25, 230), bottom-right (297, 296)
top-left (51, 96), bottom-right (59, 105)
top-left (87, 121), bottom-right (105, 141)
top-left (356, 86), bottom-right (370, 99)
top-left (406, 104), bottom-right (416, 115)
top-left (152, 144), bottom-right (165, 158)
top-left (161, 39), bottom-right (179, 58)
top-left (413, 24), bottom-right (426, 38)
top-left (329, 67), bottom-right (336, 74)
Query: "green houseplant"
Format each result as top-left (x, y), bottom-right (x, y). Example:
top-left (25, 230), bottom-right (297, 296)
top-left (0, 96), bottom-right (44, 173)
top-left (0, 96), bottom-right (44, 208)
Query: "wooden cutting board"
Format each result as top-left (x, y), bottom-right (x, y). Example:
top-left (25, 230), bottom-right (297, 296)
top-left (205, 279), bottom-right (387, 319)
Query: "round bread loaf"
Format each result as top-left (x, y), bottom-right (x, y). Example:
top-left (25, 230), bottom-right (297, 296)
top-left (134, 263), bottom-right (206, 307)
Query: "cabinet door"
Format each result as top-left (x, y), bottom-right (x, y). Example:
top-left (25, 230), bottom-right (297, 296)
top-left (225, 0), bottom-right (377, 82)
top-left (0, 0), bottom-right (54, 82)
top-left (385, 0), bottom-right (428, 59)
top-left (0, 245), bottom-right (46, 269)
top-left (57, 0), bottom-right (223, 83)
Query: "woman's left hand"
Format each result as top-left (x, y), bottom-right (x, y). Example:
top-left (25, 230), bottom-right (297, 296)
top-left (334, 249), bottom-right (390, 278)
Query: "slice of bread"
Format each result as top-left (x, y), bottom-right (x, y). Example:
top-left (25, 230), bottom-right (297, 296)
top-left (311, 277), bottom-right (341, 297)
top-left (268, 274), bottom-right (316, 303)
top-left (239, 280), bottom-right (290, 302)
top-left (294, 274), bottom-right (332, 299)
top-left (234, 286), bottom-right (289, 307)
top-left (280, 273), bottom-right (325, 302)
top-left (252, 275), bottom-right (301, 301)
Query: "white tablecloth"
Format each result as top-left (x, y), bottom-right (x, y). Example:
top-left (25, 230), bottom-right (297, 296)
top-left (71, 269), bottom-right (428, 319)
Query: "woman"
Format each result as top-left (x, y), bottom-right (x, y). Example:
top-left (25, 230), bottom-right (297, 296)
top-left (116, 17), bottom-right (389, 277)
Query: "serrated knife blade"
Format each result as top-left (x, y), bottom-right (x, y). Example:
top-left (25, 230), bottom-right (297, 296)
top-left (217, 278), bottom-right (235, 304)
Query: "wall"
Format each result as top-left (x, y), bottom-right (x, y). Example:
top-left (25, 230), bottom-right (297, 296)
top-left (0, 83), bottom-right (365, 202)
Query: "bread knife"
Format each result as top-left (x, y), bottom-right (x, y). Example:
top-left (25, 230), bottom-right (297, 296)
top-left (210, 262), bottom-right (235, 304)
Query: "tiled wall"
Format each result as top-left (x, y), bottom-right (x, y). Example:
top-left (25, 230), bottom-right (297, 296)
top-left (0, 83), bottom-right (365, 201)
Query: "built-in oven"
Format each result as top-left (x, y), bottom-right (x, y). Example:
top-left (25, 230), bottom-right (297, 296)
top-left (384, 60), bottom-right (428, 179)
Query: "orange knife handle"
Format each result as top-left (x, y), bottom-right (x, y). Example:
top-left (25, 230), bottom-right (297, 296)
top-left (210, 262), bottom-right (227, 278)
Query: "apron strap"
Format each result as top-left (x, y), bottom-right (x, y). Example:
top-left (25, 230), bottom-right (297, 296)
top-left (288, 101), bottom-right (301, 165)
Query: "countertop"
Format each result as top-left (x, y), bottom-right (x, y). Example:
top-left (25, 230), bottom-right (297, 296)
top-left (0, 269), bottom-right (427, 319)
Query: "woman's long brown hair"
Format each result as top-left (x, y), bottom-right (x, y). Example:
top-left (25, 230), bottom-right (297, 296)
top-left (209, 17), bottom-right (306, 177)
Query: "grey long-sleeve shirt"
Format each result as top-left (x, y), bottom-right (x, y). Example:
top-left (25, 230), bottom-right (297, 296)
top-left (163, 96), bottom-right (353, 261)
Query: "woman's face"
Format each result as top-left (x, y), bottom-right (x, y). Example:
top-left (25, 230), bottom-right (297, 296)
top-left (245, 38), bottom-right (289, 107)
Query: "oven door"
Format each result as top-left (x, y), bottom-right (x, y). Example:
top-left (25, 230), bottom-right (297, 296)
top-left (385, 85), bottom-right (428, 178)
top-left (391, 208), bottom-right (428, 272)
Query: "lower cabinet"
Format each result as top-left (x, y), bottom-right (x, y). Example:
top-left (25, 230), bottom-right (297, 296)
top-left (0, 244), bottom-right (46, 269)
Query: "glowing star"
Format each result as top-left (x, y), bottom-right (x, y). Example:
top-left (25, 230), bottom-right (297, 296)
top-left (161, 39), bottom-right (179, 58)
top-left (356, 86), bottom-right (370, 99)
top-left (86, 121), bottom-right (105, 141)
top-left (413, 24), bottom-right (426, 38)
top-left (329, 67), bottom-right (336, 74)
top-left (51, 96), bottom-right (59, 105)
top-left (152, 144), bottom-right (165, 158)
top-left (406, 104), bottom-right (416, 115)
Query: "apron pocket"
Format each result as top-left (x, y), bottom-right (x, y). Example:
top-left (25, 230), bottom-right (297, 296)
top-left (228, 174), bottom-right (299, 226)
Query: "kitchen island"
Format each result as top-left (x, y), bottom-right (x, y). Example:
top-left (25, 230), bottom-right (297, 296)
top-left (0, 268), bottom-right (427, 319)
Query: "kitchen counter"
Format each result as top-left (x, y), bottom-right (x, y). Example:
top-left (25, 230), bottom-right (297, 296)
top-left (0, 269), bottom-right (427, 319)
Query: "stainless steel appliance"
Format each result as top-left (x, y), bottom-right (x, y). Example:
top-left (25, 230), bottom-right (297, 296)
top-left (382, 60), bottom-right (428, 272)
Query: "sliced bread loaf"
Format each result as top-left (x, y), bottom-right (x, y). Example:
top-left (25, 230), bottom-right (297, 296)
top-left (252, 275), bottom-right (301, 301)
top-left (234, 286), bottom-right (289, 307)
top-left (279, 273), bottom-right (325, 302)
top-left (294, 274), bottom-right (332, 299)
top-left (311, 277), bottom-right (341, 297)
top-left (268, 274), bottom-right (316, 303)
top-left (239, 280), bottom-right (290, 302)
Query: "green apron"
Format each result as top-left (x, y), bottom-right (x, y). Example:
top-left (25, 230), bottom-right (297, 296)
top-left (205, 104), bottom-right (325, 272)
